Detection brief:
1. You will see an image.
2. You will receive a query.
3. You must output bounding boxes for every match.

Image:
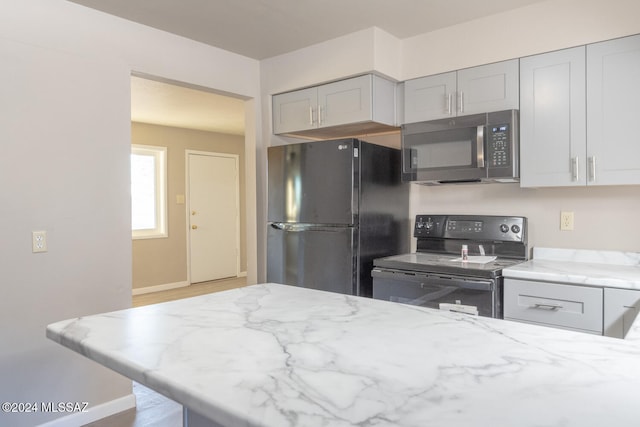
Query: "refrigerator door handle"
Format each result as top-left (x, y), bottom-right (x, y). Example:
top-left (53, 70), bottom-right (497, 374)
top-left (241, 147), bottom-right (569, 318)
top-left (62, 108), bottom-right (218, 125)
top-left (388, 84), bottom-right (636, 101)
top-left (269, 223), bottom-right (353, 232)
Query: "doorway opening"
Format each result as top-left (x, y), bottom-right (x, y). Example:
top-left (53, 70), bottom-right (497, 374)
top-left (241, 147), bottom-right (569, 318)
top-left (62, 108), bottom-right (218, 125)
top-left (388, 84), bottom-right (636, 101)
top-left (130, 74), bottom-right (249, 301)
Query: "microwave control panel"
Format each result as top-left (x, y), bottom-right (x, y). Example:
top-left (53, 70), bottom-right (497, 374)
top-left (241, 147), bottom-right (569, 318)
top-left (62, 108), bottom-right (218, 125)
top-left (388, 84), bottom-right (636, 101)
top-left (487, 124), bottom-right (511, 167)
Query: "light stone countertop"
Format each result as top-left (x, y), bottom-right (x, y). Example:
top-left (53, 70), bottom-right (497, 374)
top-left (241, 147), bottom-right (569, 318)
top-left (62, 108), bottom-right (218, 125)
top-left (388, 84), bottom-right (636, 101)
top-left (47, 283), bottom-right (640, 427)
top-left (502, 247), bottom-right (640, 290)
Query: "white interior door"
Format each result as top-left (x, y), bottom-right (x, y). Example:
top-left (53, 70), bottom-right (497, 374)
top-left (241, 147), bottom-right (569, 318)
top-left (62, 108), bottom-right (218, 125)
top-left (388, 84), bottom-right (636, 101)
top-left (188, 152), bottom-right (239, 283)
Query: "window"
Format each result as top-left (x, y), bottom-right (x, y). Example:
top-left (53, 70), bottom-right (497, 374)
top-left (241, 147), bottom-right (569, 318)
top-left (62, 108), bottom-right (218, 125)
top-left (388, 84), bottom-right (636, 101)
top-left (131, 145), bottom-right (167, 239)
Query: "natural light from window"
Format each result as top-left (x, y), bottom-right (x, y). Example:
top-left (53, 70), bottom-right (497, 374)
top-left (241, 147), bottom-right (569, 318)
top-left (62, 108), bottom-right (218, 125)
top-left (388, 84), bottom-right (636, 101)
top-left (131, 145), bottom-right (167, 239)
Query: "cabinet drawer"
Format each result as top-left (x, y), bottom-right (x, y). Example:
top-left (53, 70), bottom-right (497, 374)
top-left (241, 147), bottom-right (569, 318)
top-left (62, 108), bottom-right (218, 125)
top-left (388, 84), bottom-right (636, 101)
top-left (504, 279), bottom-right (603, 334)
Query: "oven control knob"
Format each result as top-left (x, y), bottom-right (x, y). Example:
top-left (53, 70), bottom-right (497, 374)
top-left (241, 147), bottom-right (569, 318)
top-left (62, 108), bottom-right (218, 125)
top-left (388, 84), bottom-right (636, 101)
top-left (511, 224), bottom-right (521, 234)
top-left (425, 220), bottom-right (434, 230)
top-left (416, 221), bottom-right (425, 229)
top-left (500, 224), bottom-right (509, 233)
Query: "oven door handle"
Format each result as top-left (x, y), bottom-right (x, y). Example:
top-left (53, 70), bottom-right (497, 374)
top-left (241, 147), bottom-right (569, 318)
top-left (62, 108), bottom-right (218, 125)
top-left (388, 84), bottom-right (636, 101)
top-left (428, 275), bottom-right (494, 291)
top-left (372, 269), bottom-right (494, 292)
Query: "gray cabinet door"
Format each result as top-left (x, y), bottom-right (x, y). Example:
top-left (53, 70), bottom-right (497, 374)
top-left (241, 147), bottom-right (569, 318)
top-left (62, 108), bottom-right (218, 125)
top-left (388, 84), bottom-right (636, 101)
top-left (520, 47), bottom-right (586, 187)
top-left (404, 72), bottom-right (457, 122)
top-left (604, 288), bottom-right (640, 338)
top-left (457, 59), bottom-right (519, 115)
top-left (587, 34), bottom-right (640, 185)
top-left (266, 224), bottom-right (356, 295)
top-left (272, 87), bottom-right (317, 134)
top-left (267, 140), bottom-right (356, 225)
top-left (319, 75), bottom-right (373, 128)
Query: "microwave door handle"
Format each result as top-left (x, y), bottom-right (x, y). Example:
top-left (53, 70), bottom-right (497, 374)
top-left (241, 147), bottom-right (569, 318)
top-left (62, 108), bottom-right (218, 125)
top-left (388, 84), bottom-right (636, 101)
top-left (476, 125), bottom-right (485, 168)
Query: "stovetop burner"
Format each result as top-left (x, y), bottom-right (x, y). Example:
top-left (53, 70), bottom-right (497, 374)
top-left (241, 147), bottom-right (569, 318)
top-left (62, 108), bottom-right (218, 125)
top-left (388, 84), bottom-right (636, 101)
top-left (374, 214), bottom-right (529, 278)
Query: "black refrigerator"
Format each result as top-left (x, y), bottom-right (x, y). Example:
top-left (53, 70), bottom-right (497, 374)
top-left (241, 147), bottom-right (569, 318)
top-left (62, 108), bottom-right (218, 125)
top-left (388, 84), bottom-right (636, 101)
top-left (267, 138), bottom-right (409, 297)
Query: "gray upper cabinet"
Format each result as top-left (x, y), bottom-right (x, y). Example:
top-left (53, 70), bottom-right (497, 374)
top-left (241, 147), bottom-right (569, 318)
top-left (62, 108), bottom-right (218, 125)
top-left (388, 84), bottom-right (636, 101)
top-left (520, 47), bottom-right (587, 187)
top-left (403, 72), bottom-right (457, 122)
top-left (272, 87), bottom-right (318, 135)
top-left (587, 34), bottom-right (640, 186)
top-left (520, 34), bottom-right (640, 187)
top-left (404, 59), bottom-right (519, 123)
top-left (272, 74), bottom-right (397, 138)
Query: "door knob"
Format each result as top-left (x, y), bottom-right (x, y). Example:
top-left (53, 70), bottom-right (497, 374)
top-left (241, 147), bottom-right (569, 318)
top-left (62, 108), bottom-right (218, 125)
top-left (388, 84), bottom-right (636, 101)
top-left (192, 225), bottom-right (198, 230)
top-left (192, 210), bottom-right (196, 215)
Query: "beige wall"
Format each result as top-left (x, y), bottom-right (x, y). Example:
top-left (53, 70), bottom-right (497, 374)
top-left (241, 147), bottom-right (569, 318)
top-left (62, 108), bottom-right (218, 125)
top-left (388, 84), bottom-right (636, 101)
top-left (411, 183), bottom-right (640, 254)
top-left (132, 122), bottom-right (246, 289)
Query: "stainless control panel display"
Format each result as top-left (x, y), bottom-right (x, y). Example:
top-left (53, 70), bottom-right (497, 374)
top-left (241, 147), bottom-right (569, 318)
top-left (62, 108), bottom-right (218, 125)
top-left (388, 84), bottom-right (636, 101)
top-left (414, 214), bottom-right (526, 243)
top-left (487, 124), bottom-right (511, 167)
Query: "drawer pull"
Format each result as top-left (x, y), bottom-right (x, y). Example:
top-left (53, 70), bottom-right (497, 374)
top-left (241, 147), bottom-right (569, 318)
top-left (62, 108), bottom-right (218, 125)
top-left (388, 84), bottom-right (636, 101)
top-left (532, 303), bottom-right (563, 311)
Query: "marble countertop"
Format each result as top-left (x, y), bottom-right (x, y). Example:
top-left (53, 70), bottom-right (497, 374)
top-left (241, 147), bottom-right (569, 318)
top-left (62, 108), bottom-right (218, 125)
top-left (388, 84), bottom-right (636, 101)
top-left (47, 283), bottom-right (640, 427)
top-left (503, 247), bottom-right (640, 290)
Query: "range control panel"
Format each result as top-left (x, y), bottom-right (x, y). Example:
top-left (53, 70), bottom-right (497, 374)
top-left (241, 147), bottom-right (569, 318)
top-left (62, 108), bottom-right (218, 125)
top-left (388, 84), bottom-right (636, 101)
top-left (414, 214), bottom-right (527, 243)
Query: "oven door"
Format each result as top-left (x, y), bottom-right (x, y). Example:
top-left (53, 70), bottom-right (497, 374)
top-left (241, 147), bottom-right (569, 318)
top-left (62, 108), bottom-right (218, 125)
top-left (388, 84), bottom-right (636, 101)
top-left (401, 113), bottom-right (487, 183)
top-left (372, 268), bottom-right (501, 318)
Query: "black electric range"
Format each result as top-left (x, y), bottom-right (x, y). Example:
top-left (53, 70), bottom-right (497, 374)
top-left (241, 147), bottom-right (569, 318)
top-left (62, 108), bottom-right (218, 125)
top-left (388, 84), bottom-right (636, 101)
top-left (372, 214), bottom-right (528, 318)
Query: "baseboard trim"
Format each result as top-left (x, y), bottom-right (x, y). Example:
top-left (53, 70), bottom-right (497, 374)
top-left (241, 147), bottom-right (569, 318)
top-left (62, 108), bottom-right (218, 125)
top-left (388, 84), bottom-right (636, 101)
top-left (132, 281), bottom-right (190, 296)
top-left (37, 393), bottom-right (136, 427)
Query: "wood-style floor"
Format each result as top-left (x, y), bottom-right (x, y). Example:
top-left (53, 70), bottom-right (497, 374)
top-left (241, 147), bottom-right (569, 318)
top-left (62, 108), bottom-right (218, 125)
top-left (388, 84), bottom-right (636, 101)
top-left (84, 276), bottom-right (247, 427)
top-left (132, 276), bottom-right (247, 307)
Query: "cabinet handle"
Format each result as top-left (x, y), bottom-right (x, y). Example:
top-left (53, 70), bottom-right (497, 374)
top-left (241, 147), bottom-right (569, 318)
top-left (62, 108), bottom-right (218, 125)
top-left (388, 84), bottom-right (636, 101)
top-left (446, 93), bottom-right (453, 115)
top-left (309, 107), bottom-right (314, 125)
top-left (458, 91), bottom-right (464, 113)
top-left (532, 303), bottom-right (563, 311)
top-left (572, 157), bottom-right (579, 182)
top-left (318, 105), bottom-right (324, 126)
top-left (588, 156), bottom-right (596, 182)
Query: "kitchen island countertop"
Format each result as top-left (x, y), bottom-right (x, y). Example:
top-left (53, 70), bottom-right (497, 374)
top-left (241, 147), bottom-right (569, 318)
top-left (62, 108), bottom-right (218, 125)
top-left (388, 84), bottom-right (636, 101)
top-left (47, 283), bottom-right (640, 426)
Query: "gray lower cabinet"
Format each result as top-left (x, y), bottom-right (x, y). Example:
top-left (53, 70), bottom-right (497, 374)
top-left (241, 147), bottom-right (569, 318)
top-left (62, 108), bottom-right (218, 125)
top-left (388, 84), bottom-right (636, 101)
top-left (604, 288), bottom-right (640, 338)
top-left (504, 279), bottom-right (603, 335)
top-left (505, 279), bottom-right (640, 338)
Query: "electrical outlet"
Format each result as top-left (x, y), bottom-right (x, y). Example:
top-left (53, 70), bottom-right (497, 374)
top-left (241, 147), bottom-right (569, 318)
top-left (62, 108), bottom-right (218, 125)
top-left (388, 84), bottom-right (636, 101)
top-left (32, 231), bottom-right (48, 253)
top-left (560, 211), bottom-right (574, 231)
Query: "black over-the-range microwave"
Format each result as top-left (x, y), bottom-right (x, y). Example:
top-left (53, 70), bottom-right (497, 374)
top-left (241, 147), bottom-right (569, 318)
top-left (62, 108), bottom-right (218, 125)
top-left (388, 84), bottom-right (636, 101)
top-left (401, 109), bottom-right (519, 185)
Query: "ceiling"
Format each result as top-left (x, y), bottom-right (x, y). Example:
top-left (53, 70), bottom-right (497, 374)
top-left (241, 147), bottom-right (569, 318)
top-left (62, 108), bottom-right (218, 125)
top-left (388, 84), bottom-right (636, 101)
top-left (72, 0), bottom-right (546, 135)
top-left (131, 76), bottom-right (245, 135)
top-left (69, 0), bottom-right (546, 60)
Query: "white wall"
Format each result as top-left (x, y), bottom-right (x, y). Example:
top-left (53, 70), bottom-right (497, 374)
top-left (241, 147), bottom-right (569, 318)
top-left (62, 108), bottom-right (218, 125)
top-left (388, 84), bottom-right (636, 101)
top-left (402, 0), bottom-right (640, 80)
top-left (259, 0), bottom-right (640, 281)
top-left (0, 1), bottom-right (260, 425)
